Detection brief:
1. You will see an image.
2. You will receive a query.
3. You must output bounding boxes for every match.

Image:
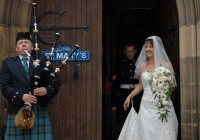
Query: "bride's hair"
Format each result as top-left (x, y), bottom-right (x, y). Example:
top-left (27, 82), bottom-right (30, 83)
top-left (134, 36), bottom-right (177, 86)
top-left (145, 39), bottom-right (153, 46)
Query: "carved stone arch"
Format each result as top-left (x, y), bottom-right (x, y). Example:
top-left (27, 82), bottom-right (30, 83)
top-left (16, 0), bottom-right (33, 30)
top-left (1, 0), bottom-right (33, 29)
top-left (3, 0), bottom-right (20, 26)
top-left (0, 0), bottom-right (200, 139)
top-left (0, 0), bottom-right (33, 55)
top-left (0, 0), bottom-right (33, 138)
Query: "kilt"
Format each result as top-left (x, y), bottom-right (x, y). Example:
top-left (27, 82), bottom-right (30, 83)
top-left (4, 106), bottom-right (52, 140)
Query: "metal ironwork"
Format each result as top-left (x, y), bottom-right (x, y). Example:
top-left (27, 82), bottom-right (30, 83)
top-left (31, 10), bottom-right (90, 45)
top-left (161, 14), bottom-right (178, 47)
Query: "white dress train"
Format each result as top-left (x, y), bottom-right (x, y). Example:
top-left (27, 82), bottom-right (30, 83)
top-left (118, 71), bottom-right (178, 140)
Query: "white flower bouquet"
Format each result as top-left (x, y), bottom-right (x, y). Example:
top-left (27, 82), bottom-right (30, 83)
top-left (148, 66), bottom-right (174, 122)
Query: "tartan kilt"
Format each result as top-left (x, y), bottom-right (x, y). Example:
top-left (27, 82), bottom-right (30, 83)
top-left (4, 106), bottom-right (52, 140)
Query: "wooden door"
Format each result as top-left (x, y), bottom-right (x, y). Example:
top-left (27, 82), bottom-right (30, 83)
top-left (33, 0), bottom-right (102, 139)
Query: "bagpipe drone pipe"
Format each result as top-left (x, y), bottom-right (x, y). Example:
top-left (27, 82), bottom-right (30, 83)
top-left (31, 2), bottom-right (79, 99)
top-left (15, 3), bottom-right (79, 129)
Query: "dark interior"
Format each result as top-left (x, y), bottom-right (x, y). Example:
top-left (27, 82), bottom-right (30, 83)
top-left (102, 0), bottom-right (180, 140)
top-left (102, 0), bottom-right (158, 83)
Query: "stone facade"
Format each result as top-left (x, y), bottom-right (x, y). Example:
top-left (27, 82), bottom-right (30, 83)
top-left (0, 0), bottom-right (33, 139)
top-left (0, 0), bottom-right (200, 139)
top-left (176, 0), bottom-right (200, 139)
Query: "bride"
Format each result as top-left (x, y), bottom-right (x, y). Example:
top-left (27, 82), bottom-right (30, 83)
top-left (118, 36), bottom-right (178, 140)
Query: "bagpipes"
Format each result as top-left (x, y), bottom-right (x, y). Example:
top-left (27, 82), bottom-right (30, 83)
top-left (15, 3), bottom-right (79, 130)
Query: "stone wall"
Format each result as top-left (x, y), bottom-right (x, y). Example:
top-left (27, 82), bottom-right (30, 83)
top-left (176, 0), bottom-right (200, 139)
top-left (0, 0), bottom-right (200, 139)
top-left (0, 0), bottom-right (33, 139)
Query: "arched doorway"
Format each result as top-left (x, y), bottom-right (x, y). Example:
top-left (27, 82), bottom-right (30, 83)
top-left (0, 0), bottom-right (199, 139)
top-left (102, 0), bottom-right (180, 139)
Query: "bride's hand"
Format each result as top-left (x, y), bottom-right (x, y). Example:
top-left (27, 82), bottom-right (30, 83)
top-left (124, 96), bottom-right (131, 110)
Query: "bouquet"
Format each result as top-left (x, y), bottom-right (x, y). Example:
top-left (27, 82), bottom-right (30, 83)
top-left (148, 66), bottom-right (174, 122)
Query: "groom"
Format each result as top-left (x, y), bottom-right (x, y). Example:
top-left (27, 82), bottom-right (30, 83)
top-left (111, 42), bottom-right (142, 137)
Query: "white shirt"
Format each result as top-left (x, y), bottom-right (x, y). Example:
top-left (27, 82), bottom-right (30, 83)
top-left (19, 55), bottom-right (30, 67)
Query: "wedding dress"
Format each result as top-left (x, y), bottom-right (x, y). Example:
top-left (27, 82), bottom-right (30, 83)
top-left (118, 70), bottom-right (178, 140)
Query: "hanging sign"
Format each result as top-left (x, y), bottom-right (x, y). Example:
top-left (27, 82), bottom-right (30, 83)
top-left (41, 46), bottom-right (90, 61)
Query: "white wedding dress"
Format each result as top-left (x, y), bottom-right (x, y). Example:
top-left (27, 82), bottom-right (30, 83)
top-left (118, 71), bottom-right (178, 140)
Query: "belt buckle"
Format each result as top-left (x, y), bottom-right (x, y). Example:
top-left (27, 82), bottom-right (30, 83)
top-left (129, 84), bottom-right (135, 90)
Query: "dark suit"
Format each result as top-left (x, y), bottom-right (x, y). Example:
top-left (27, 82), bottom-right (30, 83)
top-left (0, 54), bottom-right (60, 113)
top-left (111, 59), bottom-right (142, 136)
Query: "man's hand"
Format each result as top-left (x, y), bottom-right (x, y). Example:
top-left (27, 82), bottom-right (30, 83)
top-left (172, 86), bottom-right (176, 92)
top-left (33, 87), bottom-right (47, 96)
top-left (22, 94), bottom-right (37, 106)
top-left (112, 107), bottom-right (116, 111)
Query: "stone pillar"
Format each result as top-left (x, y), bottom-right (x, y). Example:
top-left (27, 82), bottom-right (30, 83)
top-left (176, 0), bottom-right (199, 139)
top-left (195, 1), bottom-right (200, 139)
top-left (197, 12), bottom-right (200, 140)
top-left (0, 0), bottom-right (33, 139)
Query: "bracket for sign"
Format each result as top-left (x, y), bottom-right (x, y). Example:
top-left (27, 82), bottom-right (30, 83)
top-left (31, 10), bottom-right (90, 45)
